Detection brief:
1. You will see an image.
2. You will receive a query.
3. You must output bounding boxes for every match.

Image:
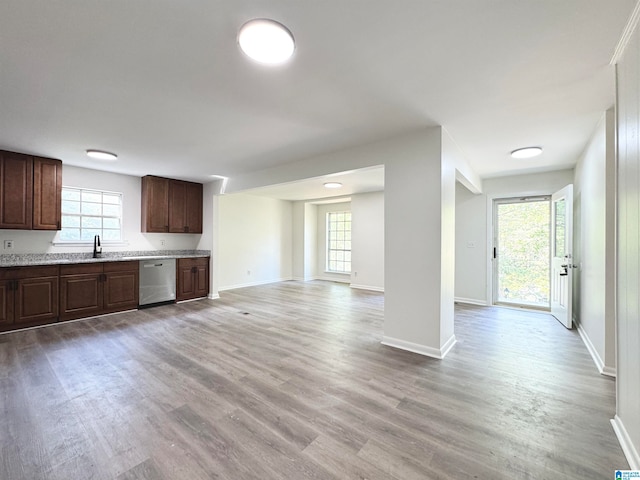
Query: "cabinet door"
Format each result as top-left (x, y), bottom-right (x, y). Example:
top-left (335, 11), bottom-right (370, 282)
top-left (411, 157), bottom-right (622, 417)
top-left (104, 270), bottom-right (139, 313)
top-left (60, 273), bottom-right (103, 320)
top-left (14, 276), bottom-right (59, 324)
top-left (185, 181), bottom-right (203, 233)
top-left (168, 180), bottom-right (187, 233)
top-left (141, 176), bottom-right (169, 232)
top-left (0, 151), bottom-right (33, 229)
top-left (33, 157), bottom-right (62, 230)
top-left (0, 280), bottom-right (14, 325)
top-left (176, 258), bottom-right (209, 301)
top-left (176, 262), bottom-right (196, 301)
top-left (194, 263), bottom-right (209, 298)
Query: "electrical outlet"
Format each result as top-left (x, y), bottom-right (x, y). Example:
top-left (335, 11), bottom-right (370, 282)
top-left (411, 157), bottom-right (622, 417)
top-left (247, 270), bottom-right (251, 275)
top-left (4, 240), bottom-right (14, 250)
top-left (160, 239), bottom-right (166, 246)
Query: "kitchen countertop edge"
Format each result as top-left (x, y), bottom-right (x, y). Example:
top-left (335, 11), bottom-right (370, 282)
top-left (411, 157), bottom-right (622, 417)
top-left (0, 251), bottom-right (211, 268)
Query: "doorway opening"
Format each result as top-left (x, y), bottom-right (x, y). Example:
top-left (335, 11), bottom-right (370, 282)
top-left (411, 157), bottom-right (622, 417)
top-left (493, 196), bottom-right (551, 310)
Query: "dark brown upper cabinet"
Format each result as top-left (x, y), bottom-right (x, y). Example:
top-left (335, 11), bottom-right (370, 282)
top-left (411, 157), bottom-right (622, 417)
top-left (0, 150), bottom-right (62, 231)
top-left (33, 156), bottom-right (63, 230)
top-left (142, 175), bottom-right (203, 234)
top-left (169, 179), bottom-right (203, 233)
top-left (0, 151), bottom-right (33, 229)
top-left (141, 175), bottom-right (170, 233)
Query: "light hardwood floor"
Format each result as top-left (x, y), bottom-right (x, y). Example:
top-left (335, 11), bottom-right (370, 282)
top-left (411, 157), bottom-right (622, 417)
top-left (0, 281), bottom-right (627, 479)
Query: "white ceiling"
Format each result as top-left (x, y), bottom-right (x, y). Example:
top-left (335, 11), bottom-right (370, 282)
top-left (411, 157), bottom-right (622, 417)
top-left (0, 1), bottom-right (635, 191)
top-left (243, 166), bottom-right (384, 201)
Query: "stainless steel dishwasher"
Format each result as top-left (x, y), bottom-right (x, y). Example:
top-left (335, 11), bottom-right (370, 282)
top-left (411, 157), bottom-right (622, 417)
top-left (139, 258), bottom-right (176, 307)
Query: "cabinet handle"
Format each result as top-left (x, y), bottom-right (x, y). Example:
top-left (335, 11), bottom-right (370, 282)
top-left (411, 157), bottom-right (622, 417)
top-left (184, 226), bottom-right (189, 232)
top-left (191, 266), bottom-right (197, 274)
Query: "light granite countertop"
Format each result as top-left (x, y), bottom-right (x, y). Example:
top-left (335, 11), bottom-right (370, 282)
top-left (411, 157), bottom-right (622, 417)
top-left (0, 250), bottom-right (210, 268)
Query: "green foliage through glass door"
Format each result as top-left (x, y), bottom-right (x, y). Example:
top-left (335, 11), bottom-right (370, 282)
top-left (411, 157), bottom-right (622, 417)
top-left (496, 199), bottom-right (550, 308)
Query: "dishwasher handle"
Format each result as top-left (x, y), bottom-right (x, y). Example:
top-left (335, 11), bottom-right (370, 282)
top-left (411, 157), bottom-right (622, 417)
top-left (143, 263), bottom-right (165, 268)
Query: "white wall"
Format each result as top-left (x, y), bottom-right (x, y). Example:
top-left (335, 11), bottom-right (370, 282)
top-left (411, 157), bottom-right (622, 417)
top-left (224, 129), bottom-right (465, 359)
top-left (573, 108), bottom-right (616, 376)
top-left (304, 203), bottom-right (318, 280)
top-left (316, 201), bottom-right (351, 283)
top-left (198, 179), bottom-right (221, 298)
top-left (0, 165), bottom-right (201, 255)
top-left (384, 127), bottom-right (456, 358)
top-left (217, 193), bottom-right (292, 290)
top-left (454, 182), bottom-right (487, 304)
top-left (613, 13), bottom-right (640, 469)
top-left (454, 169), bottom-right (574, 305)
top-left (351, 191), bottom-right (384, 291)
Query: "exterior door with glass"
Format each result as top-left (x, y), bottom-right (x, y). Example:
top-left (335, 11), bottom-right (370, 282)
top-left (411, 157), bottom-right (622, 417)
top-left (550, 184), bottom-right (574, 328)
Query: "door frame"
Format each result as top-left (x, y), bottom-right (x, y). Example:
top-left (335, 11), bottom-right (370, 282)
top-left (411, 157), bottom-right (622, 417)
top-left (491, 195), bottom-right (551, 310)
top-left (485, 189), bottom-right (557, 308)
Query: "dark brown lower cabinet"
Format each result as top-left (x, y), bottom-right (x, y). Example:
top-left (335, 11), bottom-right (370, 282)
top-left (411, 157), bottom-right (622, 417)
top-left (103, 261), bottom-right (139, 312)
top-left (176, 257), bottom-right (209, 301)
top-left (60, 261), bottom-right (138, 321)
top-left (0, 265), bottom-right (59, 331)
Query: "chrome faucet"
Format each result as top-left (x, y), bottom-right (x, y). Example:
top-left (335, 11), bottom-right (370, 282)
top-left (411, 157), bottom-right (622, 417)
top-left (93, 235), bottom-right (102, 258)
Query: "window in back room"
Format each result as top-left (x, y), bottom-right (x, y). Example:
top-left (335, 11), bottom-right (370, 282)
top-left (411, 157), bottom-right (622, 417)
top-left (326, 211), bottom-right (352, 273)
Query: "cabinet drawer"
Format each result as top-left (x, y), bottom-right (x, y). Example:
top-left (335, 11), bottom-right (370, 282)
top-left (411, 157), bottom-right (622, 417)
top-left (104, 260), bottom-right (138, 273)
top-left (0, 265), bottom-right (59, 280)
top-left (60, 263), bottom-right (103, 276)
top-left (177, 257), bottom-right (209, 268)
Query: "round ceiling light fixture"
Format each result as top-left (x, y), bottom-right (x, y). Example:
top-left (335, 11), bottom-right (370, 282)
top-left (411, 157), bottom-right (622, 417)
top-left (238, 19), bottom-right (295, 64)
top-left (86, 149), bottom-right (118, 161)
top-left (324, 182), bottom-right (343, 189)
top-left (510, 147), bottom-right (543, 159)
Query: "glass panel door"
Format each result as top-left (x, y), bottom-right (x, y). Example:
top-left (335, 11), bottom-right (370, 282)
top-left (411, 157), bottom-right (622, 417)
top-left (494, 197), bottom-right (551, 309)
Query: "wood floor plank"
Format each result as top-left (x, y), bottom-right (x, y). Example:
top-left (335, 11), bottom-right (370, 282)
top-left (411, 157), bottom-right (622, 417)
top-left (0, 280), bottom-right (628, 479)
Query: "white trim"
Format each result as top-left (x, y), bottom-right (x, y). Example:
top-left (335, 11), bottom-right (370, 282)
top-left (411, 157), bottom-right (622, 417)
top-left (381, 334), bottom-right (457, 360)
top-left (611, 415), bottom-right (640, 469)
top-left (575, 320), bottom-right (606, 375)
top-left (454, 296), bottom-right (487, 306)
top-left (316, 274), bottom-right (350, 284)
top-left (292, 276), bottom-right (318, 282)
top-left (575, 320), bottom-right (617, 377)
top-left (218, 277), bottom-right (293, 291)
top-left (350, 284), bottom-right (384, 292)
top-left (207, 293), bottom-right (220, 300)
top-left (611, 0), bottom-right (640, 65)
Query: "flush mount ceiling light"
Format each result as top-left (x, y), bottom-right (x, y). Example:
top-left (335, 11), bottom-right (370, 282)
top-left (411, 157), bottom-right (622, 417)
top-left (86, 149), bottom-right (118, 161)
top-left (238, 18), bottom-right (295, 64)
top-left (324, 182), bottom-right (343, 189)
top-left (510, 147), bottom-right (543, 159)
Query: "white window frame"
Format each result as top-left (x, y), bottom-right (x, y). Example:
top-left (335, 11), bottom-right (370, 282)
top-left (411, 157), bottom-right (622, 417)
top-left (326, 211), bottom-right (352, 274)
top-left (54, 186), bottom-right (126, 246)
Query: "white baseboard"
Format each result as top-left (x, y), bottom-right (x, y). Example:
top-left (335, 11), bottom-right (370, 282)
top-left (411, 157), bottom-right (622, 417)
top-left (575, 321), bottom-right (616, 377)
top-left (350, 284), bottom-right (384, 292)
top-left (316, 275), bottom-right (350, 284)
top-left (292, 276), bottom-right (318, 282)
top-left (381, 334), bottom-right (457, 360)
top-left (208, 293), bottom-right (220, 300)
top-left (454, 297), bottom-right (488, 306)
top-left (218, 277), bottom-right (293, 292)
top-left (611, 415), bottom-right (640, 469)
